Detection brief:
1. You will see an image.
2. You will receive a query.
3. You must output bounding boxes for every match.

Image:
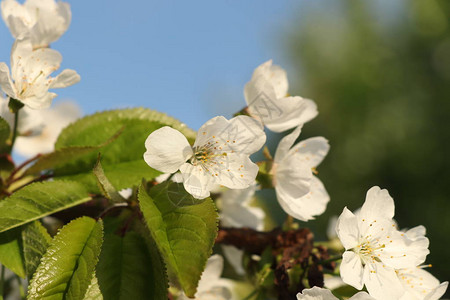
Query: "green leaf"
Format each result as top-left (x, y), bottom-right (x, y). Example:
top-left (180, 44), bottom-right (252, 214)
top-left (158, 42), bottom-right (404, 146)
top-left (51, 108), bottom-right (196, 192)
top-left (163, 181), bottom-right (206, 207)
top-left (138, 182), bottom-right (218, 297)
top-left (28, 217), bottom-right (104, 300)
top-left (22, 221), bottom-right (52, 278)
top-left (0, 227), bottom-right (25, 278)
top-left (0, 180), bottom-right (91, 233)
top-left (0, 116), bottom-right (10, 153)
top-left (93, 155), bottom-right (123, 204)
top-left (24, 127), bottom-right (124, 176)
top-left (96, 231), bottom-right (167, 300)
top-left (83, 273), bottom-right (103, 300)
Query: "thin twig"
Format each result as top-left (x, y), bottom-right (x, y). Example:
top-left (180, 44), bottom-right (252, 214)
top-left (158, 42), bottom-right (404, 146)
top-left (9, 109), bottom-right (19, 153)
top-left (6, 154), bottom-right (41, 185)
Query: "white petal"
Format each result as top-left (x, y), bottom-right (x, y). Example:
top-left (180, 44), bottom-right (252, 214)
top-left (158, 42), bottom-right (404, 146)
top-left (264, 97), bottom-right (318, 133)
top-left (16, 47), bottom-right (62, 81)
top-left (296, 286), bottom-right (338, 300)
top-left (349, 292), bottom-right (376, 300)
top-left (335, 207), bottom-right (359, 250)
top-left (21, 92), bottom-right (56, 109)
top-left (340, 251), bottom-right (364, 290)
top-left (196, 115), bottom-right (265, 156)
top-left (220, 184), bottom-right (257, 205)
top-left (276, 154), bottom-right (311, 199)
top-left (222, 245), bottom-right (245, 276)
top-left (279, 175), bottom-right (329, 221)
top-left (244, 75), bottom-right (279, 120)
top-left (326, 215), bottom-right (338, 240)
top-left (358, 186), bottom-right (395, 229)
top-left (398, 267), bottom-right (444, 300)
top-left (379, 230), bottom-right (429, 269)
top-left (194, 115), bottom-right (229, 147)
top-left (0, 62), bottom-right (16, 98)
top-left (221, 202), bottom-right (265, 230)
top-left (25, 0), bottom-right (71, 47)
top-left (274, 125), bottom-right (302, 164)
top-left (1, 0), bottom-right (30, 38)
top-left (403, 225), bottom-right (426, 241)
top-left (49, 69), bottom-right (80, 88)
top-left (425, 281), bottom-right (448, 300)
top-left (228, 115), bottom-right (266, 155)
top-left (290, 136), bottom-right (330, 168)
top-left (363, 263), bottom-right (405, 300)
top-left (14, 101), bottom-right (81, 157)
top-left (301, 176), bottom-right (330, 217)
top-left (215, 154), bottom-right (259, 190)
top-left (143, 126), bottom-right (193, 173)
top-left (323, 275), bottom-right (345, 290)
top-left (201, 254), bottom-right (224, 283)
top-left (251, 60), bottom-right (288, 99)
top-left (180, 163), bottom-right (214, 199)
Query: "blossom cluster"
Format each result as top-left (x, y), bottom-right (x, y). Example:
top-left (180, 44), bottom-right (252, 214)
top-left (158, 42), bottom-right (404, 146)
top-left (143, 59), bottom-right (447, 299)
top-left (0, 1), bottom-right (447, 299)
top-left (0, 0), bottom-right (81, 157)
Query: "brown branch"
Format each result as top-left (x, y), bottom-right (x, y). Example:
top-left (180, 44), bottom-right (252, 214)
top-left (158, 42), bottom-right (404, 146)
top-left (215, 227), bottom-right (313, 255)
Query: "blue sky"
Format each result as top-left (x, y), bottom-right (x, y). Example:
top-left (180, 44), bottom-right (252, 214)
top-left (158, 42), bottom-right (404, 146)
top-left (0, 0), bottom-right (307, 130)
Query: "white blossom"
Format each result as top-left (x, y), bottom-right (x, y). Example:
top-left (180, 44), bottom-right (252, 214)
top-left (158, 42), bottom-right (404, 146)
top-left (178, 255), bottom-right (236, 300)
top-left (272, 125), bottom-right (330, 221)
top-left (1, 0), bottom-right (71, 48)
top-left (0, 36), bottom-right (80, 109)
top-left (296, 287), bottom-right (375, 300)
top-left (219, 183), bottom-right (265, 275)
top-left (219, 183), bottom-right (265, 230)
top-left (396, 226), bottom-right (448, 300)
top-left (244, 60), bottom-right (318, 132)
top-left (0, 95), bottom-right (44, 135)
top-left (14, 101), bottom-right (81, 157)
top-left (397, 266), bottom-right (448, 300)
top-left (335, 187), bottom-right (430, 300)
top-left (144, 115), bottom-right (266, 199)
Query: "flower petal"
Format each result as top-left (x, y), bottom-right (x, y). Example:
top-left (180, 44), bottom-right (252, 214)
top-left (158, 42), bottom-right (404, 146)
top-left (379, 230), bottom-right (429, 269)
top-left (222, 245), bottom-right (245, 276)
top-left (50, 69), bottom-right (80, 88)
top-left (363, 263), bottom-right (405, 300)
top-left (274, 125), bottom-right (302, 164)
top-left (228, 115), bottom-right (266, 155)
top-left (0, 62), bottom-right (16, 98)
top-left (349, 292), bottom-right (375, 300)
top-left (425, 281), bottom-right (448, 300)
top-left (264, 97), bottom-right (318, 133)
top-left (22, 92), bottom-right (56, 109)
top-left (216, 154), bottom-right (259, 189)
top-left (358, 186), bottom-right (395, 228)
top-left (336, 207), bottom-right (359, 250)
top-left (143, 126), bottom-right (193, 173)
top-left (404, 225), bottom-right (426, 241)
top-left (398, 267), bottom-right (446, 300)
top-left (290, 136), bottom-right (330, 168)
top-left (251, 60), bottom-right (288, 99)
top-left (296, 286), bottom-right (338, 300)
top-left (179, 163), bottom-right (214, 199)
top-left (1, 0), bottom-right (30, 39)
top-left (339, 251), bottom-right (364, 290)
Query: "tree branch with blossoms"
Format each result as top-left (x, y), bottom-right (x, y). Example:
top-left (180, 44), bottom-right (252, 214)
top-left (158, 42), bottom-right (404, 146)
top-left (0, 0), bottom-right (447, 300)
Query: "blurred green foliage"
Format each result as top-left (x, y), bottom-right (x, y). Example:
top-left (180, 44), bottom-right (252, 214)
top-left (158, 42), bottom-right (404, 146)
top-left (286, 0), bottom-right (450, 287)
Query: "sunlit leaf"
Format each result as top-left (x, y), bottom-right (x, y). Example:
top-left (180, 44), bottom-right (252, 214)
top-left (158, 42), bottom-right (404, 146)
top-left (0, 180), bottom-right (91, 233)
top-left (96, 231), bottom-right (167, 300)
top-left (138, 182), bottom-right (218, 297)
top-left (28, 217), bottom-right (103, 300)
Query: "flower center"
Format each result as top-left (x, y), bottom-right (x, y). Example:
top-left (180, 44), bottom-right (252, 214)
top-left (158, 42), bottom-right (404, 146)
top-left (354, 237), bottom-right (385, 264)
